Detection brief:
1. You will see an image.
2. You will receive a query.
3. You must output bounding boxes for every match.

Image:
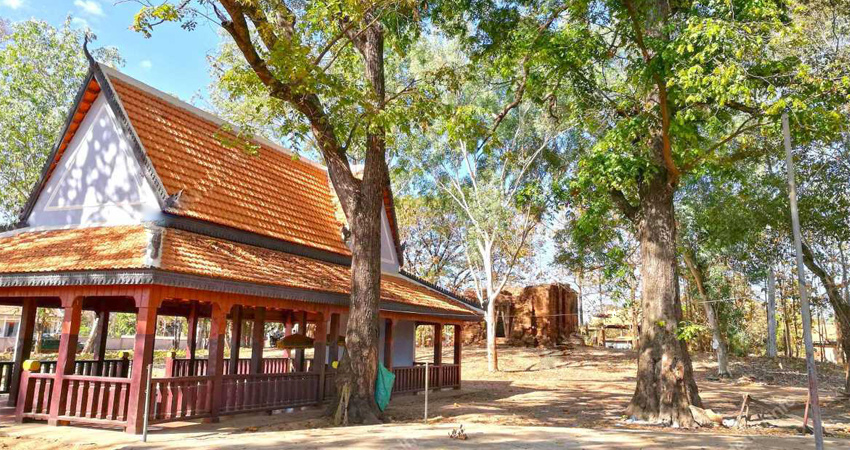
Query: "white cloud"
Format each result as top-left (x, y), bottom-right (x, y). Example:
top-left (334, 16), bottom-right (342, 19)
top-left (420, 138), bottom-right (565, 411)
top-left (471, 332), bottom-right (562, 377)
top-left (70, 17), bottom-right (90, 30)
top-left (1, 0), bottom-right (25, 10)
top-left (74, 0), bottom-right (103, 16)
top-left (139, 60), bottom-right (153, 70)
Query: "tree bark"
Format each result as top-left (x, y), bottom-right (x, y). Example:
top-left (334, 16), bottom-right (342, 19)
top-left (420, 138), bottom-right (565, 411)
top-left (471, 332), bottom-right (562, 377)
top-left (486, 295), bottom-right (498, 371)
top-left (766, 271), bottom-right (778, 358)
top-left (214, 1), bottom-right (389, 424)
top-left (682, 249), bottom-right (731, 377)
top-left (800, 242), bottom-right (850, 392)
top-left (330, 17), bottom-right (387, 425)
top-left (626, 172), bottom-right (702, 427)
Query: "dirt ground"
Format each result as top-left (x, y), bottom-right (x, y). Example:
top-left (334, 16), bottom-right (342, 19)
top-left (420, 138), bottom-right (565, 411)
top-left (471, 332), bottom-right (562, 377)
top-left (0, 344), bottom-right (848, 449)
top-left (395, 344), bottom-right (850, 435)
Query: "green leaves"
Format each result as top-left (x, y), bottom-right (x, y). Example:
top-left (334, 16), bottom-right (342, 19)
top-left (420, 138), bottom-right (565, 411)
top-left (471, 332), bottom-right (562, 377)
top-left (675, 321), bottom-right (707, 342)
top-left (132, 4), bottom-right (185, 38)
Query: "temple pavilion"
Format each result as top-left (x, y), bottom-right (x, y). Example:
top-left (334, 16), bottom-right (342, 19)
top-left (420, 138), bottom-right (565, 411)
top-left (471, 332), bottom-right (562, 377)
top-left (0, 58), bottom-right (481, 433)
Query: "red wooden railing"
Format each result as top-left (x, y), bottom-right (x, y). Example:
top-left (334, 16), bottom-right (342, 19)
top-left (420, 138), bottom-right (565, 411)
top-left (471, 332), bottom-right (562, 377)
top-left (1, 358), bottom-right (130, 397)
top-left (18, 372), bottom-right (131, 426)
top-left (55, 375), bottom-right (131, 425)
top-left (164, 357), bottom-right (306, 377)
top-left (17, 372), bottom-right (54, 421)
top-left (220, 372), bottom-right (319, 415)
top-left (38, 357), bottom-right (131, 378)
top-left (150, 376), bottom-right (213, 423)
top-left (16, 362), bottom-right (463, 427)
top-left (391, 364), bottom-right (460, 394)
top-left (440, 364), bottom-right (461, 387)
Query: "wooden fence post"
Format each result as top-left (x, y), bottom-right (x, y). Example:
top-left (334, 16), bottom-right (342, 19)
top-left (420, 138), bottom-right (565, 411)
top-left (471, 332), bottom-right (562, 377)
top-left (8, 298), bottom-right (36, 407)
top-left (206, 303), bottom-right (227, 423)
top-left (48, 295), bottom-right (82, 426)
top-left (313, 313), bottom-right (327, 402)
top-left (125, 295), bottom-right (159, 434)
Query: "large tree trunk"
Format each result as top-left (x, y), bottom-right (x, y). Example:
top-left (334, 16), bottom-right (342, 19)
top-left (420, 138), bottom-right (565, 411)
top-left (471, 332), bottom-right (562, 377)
top-left (330, 20), bottom-right (387, 425)
top-left (682, 250), bottom-right (731, 377)
top-left (333, 169), bottom-right (384, 424)
top-left (800, 242), bottom-right (850, 393)
top-left (626, 172), bottom-right (702, 427)
top-left (766, 271), bottom-right (778, 358)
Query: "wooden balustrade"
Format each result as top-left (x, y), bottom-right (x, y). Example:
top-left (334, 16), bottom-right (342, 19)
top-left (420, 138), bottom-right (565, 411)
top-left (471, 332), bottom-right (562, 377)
top-left (440, 364), bottom-right (461, 388)
top-left (56, 375), bottom-right (131, 425)
top-left (15, 360), bottom-right (461, 428)
top-left (220, 372), bottom-right (319, 415)
top-left (36, 358), bottom-right (131, 378)
top-left (392, 365), bottom-right (427, 394)
top-left (150, 376), bottom-right (213, 423)
top-left (16, 372), bottom-right (54, 421)
top-left (18, 371), bottom-right (131, 427)
top-left (263, 357), bottom-right (292, 374)
top-left (391, 364), bottom-right (460, 395)
top-left (165, 357), bottom-right (299, 377)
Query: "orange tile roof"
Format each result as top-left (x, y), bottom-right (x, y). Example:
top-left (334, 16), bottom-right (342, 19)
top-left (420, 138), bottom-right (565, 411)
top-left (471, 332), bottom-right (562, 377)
top-left (0, 226), bottom-right (475, 316)
top-left (107, 75), bottom-right (350, 257)
top-left (160, 227), bottom-right (472, 314)
top-left (0, 226), bottom-right (151, 273)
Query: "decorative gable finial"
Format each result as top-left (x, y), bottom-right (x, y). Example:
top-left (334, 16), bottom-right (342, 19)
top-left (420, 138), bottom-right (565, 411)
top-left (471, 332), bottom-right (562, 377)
top-left (82, 33), bottom-right (96, 65)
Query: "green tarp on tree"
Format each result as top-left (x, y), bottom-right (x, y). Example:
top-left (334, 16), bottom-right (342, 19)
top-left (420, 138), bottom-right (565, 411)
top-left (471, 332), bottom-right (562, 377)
top-left (375, 364), bottom-right (395, 411)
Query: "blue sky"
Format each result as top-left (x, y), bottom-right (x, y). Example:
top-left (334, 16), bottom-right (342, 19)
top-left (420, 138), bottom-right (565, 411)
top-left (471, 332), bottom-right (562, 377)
top-left (1, 0), bottom-right (220, 102)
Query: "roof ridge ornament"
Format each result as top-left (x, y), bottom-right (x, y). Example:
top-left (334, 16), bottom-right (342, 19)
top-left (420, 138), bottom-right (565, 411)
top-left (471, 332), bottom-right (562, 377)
top-left (165, 190), bottom-right (184, 209)
top-left (82, 33), bottom-right (96, 66)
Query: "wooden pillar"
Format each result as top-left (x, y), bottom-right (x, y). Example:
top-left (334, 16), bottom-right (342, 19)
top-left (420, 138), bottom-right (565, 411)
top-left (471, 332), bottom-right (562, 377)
top-left (228, 305), bottom-right (243, 374)
top-left (7, 298), bottom-right (36, 406)
top-left (206, 303), bottom-right (227, 423)
top-left (454, 324), bottom-right (462, 389)
top-left (295, 311), bottom-right (307, 372)
top-left (383, 318), bottom-right (394, 369)
top-left (92, 309), bottom-right (110, 376)
top-left (434, 323), bottom-right (443, 389)
top-left (250, 307), bottom-right (265, 374)
top-left (229, 305), bottom-right (243, 376)
top-left (312, 313), bottom-right (327, 401)
top-left (125, 293), bottom-right (159, 434)
top-left (48, 296), bottom-right (82, 426)
top-left (328, 313), bottom-right (340, 364)
top-left (454, 324), bottom-right (462, 365)
top-left (186, 301), bottom-right (199, 376)
top-left (433, 323), bottom-right (443, 365)
top-left (283, 315), bottom-right (292, 359)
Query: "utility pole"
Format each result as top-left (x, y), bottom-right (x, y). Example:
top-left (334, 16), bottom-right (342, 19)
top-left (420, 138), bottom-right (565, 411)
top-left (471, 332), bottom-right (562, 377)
top-left (783, 112), bottom-right (823, 449)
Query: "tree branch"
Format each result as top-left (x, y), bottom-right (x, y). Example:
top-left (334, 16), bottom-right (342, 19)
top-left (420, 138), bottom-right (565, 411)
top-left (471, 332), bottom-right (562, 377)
top-left (610, 188), bottom-right (638, 222)
top-left (622, 0), bottom-right (679, 185)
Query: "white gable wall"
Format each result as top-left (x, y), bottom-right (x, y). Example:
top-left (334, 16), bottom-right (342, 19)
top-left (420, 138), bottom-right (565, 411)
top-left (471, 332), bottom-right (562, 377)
top-left (379, 208), bottom-right (400, 272)
top-left (27, 95), bottom-right (162, 228)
